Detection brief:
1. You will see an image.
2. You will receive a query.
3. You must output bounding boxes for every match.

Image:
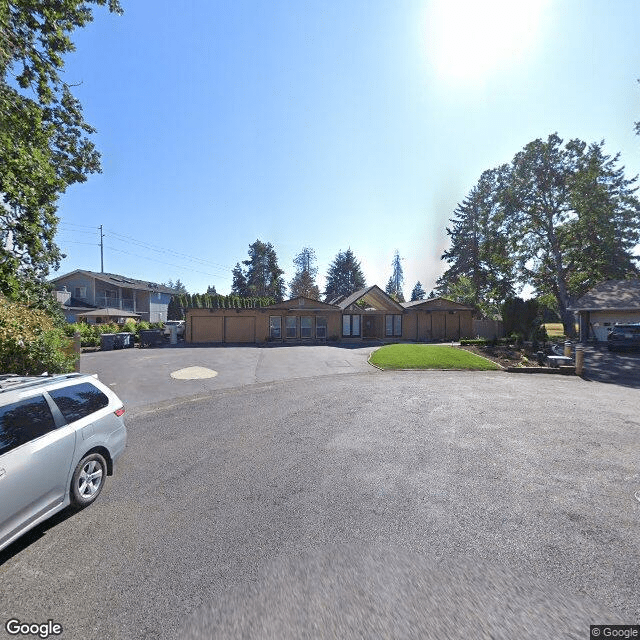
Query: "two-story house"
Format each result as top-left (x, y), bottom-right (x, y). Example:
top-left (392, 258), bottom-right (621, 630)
top-left (51, 270), bottom-right (175, 323)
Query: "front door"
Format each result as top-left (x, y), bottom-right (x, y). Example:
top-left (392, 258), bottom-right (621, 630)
top-left (363, 315), bottom-right (378, 338)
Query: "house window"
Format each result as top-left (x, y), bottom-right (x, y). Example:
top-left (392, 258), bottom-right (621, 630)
top-left (269, 316), bottom-right (281, 339)
top-left (74, 286), bottom-right (87, 299)
top-left (385, 315), bottom-right (402, 337)
top-left (285, 316), bottom-right (297, 338)
top-left (105, 289), bottom-right (117, 299)
top-left (342, 314), bottom-right (360, 337)
top-left (316, 317), bottom-right (327, 339)
top-left (300, 316), bottom-right (312, 338)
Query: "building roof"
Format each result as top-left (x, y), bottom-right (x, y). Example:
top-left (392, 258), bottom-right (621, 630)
top-left (51, 270), bottom-right (176, 295)
top-left (570, 279), bottom-right (640, 311)
top-left (264, 296), bottom-right (339, 311)
top-left (338, 285), bottom-right (405, 312)
top-left (401, 297), bottom-right (474, 311)
top-left (76, 308), bottom-right (141, 318)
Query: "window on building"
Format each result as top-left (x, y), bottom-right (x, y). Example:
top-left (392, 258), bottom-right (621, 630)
top-left (285, 316), bottom-right (297, 338)
top-left (316, 317), bottom-right (327, 339)
top-left (386, 315), bottom-right (403, 337)
top-left (342, 315), bottom-right (361, 337)
top-left (74, 286), bottom-right (87, 299)
top-left (300, 316), bottom-right (312, 338)
top-left (269, 316), bottom-right (281, 339)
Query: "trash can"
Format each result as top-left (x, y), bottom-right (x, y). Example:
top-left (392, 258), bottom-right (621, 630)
top-left (140, 329), bottom-right (164, 348)
top-left (100, 333), bottom-right (116, 351)
top-left (114, 332), bottom-right (134, 349)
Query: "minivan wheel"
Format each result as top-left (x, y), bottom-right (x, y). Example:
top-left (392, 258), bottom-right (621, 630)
top-left (71, 453), bottom-right (107, 508)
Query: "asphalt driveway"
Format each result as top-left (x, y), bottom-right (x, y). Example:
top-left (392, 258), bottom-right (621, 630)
top-left (81, 343), bottom-right (381, 410)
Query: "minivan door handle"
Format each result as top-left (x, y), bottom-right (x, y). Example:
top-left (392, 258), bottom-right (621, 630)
top-left (0, 468), bottom-right (5, 479)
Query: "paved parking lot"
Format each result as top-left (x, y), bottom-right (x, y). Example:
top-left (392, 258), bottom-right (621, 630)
top-left (81, 343), bottom-right (381, 410)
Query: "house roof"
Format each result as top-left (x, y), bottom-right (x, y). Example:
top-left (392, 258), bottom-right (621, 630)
top-left (570, 279), bottom-right (640, 311)
top-left (76, 307), bottom-right (141, 318)
top-left (264, 296), bottom-right (339, 311)
top-left (338, 285), bottom-right (405, 312)
top-left (401, 297), bottom-right (474, 311)
top-left (51, 270), bottom-right (175, 294)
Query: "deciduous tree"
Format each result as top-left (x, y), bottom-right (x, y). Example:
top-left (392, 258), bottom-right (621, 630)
top-left (1, 0), bottom-right (123, 302)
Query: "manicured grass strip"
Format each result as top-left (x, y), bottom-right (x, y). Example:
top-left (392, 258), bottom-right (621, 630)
top-left (369, 344), bottom-right (501, 371)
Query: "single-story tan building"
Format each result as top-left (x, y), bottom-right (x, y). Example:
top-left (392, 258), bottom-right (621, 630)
top-left (569, 279), bottom-right (640, 342)
top-left (185, 285), bottom-right (475, 344)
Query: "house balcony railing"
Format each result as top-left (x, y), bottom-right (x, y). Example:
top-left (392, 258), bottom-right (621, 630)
top-left (95, 297), bottom-right (136, 312)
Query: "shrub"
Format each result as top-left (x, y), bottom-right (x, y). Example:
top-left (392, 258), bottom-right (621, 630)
top-left (460, 339), bottom-right (488, 346)
top-left (0, 296), bottom-right (75, 374)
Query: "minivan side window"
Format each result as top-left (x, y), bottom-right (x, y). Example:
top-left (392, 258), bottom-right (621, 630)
top-left (0, 395), bottom-right (56, 456)
top-left (48, 382), bottom-right (109, 423)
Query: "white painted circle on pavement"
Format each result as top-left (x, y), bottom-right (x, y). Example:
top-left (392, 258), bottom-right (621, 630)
top-left (170, 366), bottom-right (218, 380)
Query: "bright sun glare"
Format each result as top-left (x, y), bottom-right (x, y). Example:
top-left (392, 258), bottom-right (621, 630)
top-left (425, 0), bottom-right (547, 84)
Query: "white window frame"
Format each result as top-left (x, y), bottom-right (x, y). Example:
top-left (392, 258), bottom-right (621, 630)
top-left (386, 314), bottom-right (402, 337)
top-left (269, 316), bottom-right (281, 339)
top-left (75, 286), bottom-right (87, 299)
top-left (285, 316), bottom-right (297, 338)
top-left (316, 317), bottom-right (327, 339)
top-left (300, 316), bottom-right (312, 338)
top-left (342, 314), bottom-right (361, 337)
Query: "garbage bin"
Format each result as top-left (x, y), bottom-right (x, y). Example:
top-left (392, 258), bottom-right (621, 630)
top-left (140, 329), bottom-right (164, 348)
top-left (115, 332), bottom-right (134, 349)
top-left (100, 333), bottom-right (116, 351)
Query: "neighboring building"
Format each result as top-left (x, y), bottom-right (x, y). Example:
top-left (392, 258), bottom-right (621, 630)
top-left (570, 279), bottom-right (640, 342)
top-left (51, 270), bottom-right (175, 323)
top-left (401, 297), bottom-right (474, 342)
top-left (185, 285), bottom-right (475, 344)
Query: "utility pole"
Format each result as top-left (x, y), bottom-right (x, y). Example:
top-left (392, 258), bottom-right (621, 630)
top-left (99, 225), bottom-right (104, 272)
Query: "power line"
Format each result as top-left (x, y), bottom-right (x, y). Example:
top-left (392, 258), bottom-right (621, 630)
top-left (103, 245), bottom-right (230, 279)
top-left (103, 228), bottom-right (234, 271)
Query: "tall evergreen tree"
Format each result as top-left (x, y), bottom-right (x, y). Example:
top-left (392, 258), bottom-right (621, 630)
top-left (324, 248), bottom-right (366, 301)
top-left (232, 240), bottom-right (286, 301)
top-left (289, 247), bottom-right (320, 299)
top-left (231, 262), bottom-right (248, 296)
top-left (437, 167), bottom-right (515, 315)
top-left (410, 281), bottom-right (426, 301)
top-left (385, 250), bottom-right (405, 301)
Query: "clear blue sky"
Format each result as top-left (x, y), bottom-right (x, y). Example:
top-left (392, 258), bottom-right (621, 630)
top-left (55, 0), bottom-right (640, 296)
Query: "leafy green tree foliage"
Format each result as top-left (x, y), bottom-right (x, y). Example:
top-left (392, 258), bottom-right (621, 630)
top-left (410, 281), bottom-right (426, 301)
top-left (167, 295), bottom-right (183, 320)
top-left (289, 247), bottom-right (320, 299)
top-left (1, 296), bottom-right (75, 374)
top-left (206, 284), bottom-right (217, 295)
top-left (230, 241), bottom-right (285, 301)
top-left (504, 134), bottom-right (640, 335)
top-left (384, 250), bottom-right (405, 302)
top-left (232, 240), bottom-right (286, 301)
top-left (231, 263), bottom-right (248, 296)
top-left (1, 0), bottom-right (122, 302)
top-left (437, 167), bottom-right (515, 313)
top-left (500, 297), bottom-right (541, 340)
top-left (324, 248), bottom-right (366, 301)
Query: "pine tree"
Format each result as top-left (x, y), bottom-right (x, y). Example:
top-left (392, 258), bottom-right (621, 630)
top-left (232, 240), bottom-right (286, 301)
top-left (324, 248), bottom-right (366, 301)
top-left (410, 281), bottom-right (426, 301)
top-left (385, 250), bottom-right (405, 302)
top-left (289, 247), bottom-right (321, 299)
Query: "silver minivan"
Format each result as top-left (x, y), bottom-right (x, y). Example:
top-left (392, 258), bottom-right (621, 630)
top-left (0, 373), bottom-right (127, 552)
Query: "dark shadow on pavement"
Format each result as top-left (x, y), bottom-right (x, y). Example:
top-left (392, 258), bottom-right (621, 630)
top-left (0, 506), bottom-right (78, 565)
top-left (581, 344), bottom-right (640, 389)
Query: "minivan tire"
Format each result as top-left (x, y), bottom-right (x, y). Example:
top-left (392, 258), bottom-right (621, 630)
top-left (70, 453), bottom-right (107, 508)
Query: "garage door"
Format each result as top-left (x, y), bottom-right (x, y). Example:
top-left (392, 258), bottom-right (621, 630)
top-left (192, 317), bottom-right (223, 343)
top-left (224, 317), bottom-right (255, 343)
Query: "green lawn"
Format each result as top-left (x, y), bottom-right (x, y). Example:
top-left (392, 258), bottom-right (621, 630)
top-left (369, 344), bottom-right (501, 371)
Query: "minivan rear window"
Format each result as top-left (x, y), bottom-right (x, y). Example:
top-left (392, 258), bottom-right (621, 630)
top-left (0, 395), bottom-right (56, 456)
top-left (48, 382), bottom-right (109, 423)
